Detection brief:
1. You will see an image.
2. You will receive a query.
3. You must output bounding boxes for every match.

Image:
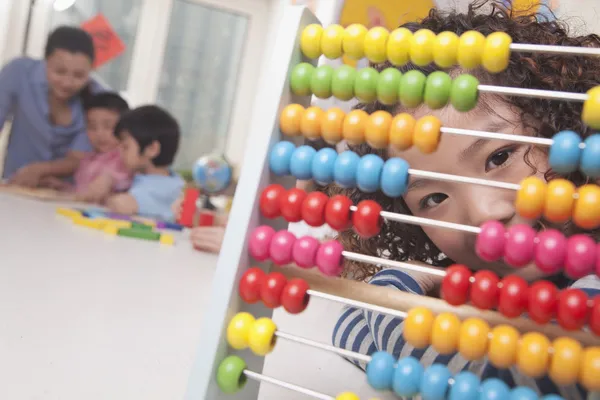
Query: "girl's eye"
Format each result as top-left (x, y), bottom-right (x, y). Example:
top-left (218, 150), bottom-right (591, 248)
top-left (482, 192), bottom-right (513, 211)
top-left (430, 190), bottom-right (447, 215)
top-left (485, 147), bottom-right (516, 172)
top-left (419, 193), bottom-right (448, 210)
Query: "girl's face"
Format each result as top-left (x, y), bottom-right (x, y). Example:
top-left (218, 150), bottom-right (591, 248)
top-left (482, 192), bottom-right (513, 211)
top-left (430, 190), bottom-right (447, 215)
top-left (46, 49), bottom-right (92, 101)
top-left (391, 99), bottom-right (549, 280)
top-left (86, 108), bottom-right (120, 153)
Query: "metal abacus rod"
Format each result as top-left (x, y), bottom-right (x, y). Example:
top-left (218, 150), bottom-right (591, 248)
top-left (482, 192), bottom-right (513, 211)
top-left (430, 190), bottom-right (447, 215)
top-left (509, 42), bottom-right (600, 57)
top-left (243, 370), bottom-right (335, 400)
top-left (478, 85), bottom-right (588, 101)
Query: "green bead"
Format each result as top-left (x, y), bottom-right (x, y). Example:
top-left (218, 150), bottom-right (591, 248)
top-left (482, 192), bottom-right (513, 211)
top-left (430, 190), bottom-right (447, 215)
top-left (310, 65), bottom-right (334, 99)
top-left (217, 355), bottom-right (247, 394)
top-left (117, 228), bottom-right (161, 241)
top-left (377, 67), bottom-right (402, 105)
top-left (450, 74), bottom-right (480, 112)
top-left (354, 67), bottom-right (379, 103)
top-left (290, 63), bottom-right (315, 96)
top-left (399, 70), bottom-right (427, 108)
top-left (331, 65), bottom-right (356, 101)
top-left (131, 221), bottom-right (152, 230)
top-left (424, 71), bottom-right (452, 109)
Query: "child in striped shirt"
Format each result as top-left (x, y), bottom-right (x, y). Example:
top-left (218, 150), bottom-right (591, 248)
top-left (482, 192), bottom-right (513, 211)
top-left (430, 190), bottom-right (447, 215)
top-left (331, 1), bottom-right (600, 398)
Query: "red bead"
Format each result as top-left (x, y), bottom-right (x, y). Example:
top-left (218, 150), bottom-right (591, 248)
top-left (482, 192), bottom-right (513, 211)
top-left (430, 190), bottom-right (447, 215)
top-left (528, 281), bottom-right (558, 324)
top-left (589, 296), bottom-right (600, 336)
top-left (498, 275), bottom-right (528, 318)
top-left (557, 288), bottom-right (589, 330)
top-left (239, 267), bottom-right (266, 304)
top-left (260, 184), bottom-right (286, 218)
top-left (352, 200), bottom-right (382, 238)
top-left (471, 270), bottom-right (500, 310)
top-left (260, 272), bottom-right (288, 308)
top-left (325, 195), bottom-right (353, 230)
top-left (441, 264), bottom-right (472, 306)
top-left (281, 278), bottom-right (310, 314)
top-left (301, 192), bottom-right (329, 227)
top-left (280, 188), bottom-right (307, 222)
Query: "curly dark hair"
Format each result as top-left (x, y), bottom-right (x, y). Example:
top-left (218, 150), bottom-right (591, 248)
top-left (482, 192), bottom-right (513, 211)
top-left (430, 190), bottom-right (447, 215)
top-left (328, 0), bottom-right (600, 281)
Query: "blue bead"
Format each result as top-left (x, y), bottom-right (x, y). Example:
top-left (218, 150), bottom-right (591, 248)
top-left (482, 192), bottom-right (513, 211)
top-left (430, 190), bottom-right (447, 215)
top-left (480, 378), bottom-right (510, 400)
top-left (509, 387), bottom-right (538, 400)
top-left (549, 130), bottom-right (582, 174)
top-left (420, 364), bottom-right (451, 400)
top-left (311, 148), bottom-right (337, 185)
top-left (333, 151), bottom-right (361, 188)
top-left (269, 141), bottom-right (296, 176)
top-left (448, 372), bottom-right (479, 400)
top-left (366, 351), bottom-right (395, 391)
top-left (392, 356), bottom-right (423, 397)
top-left (541, 395), bottom-right (564, 400)
top-left (290, 145), bottom-right (317, 180)
top-left (356, 154), bottom-right (384, 193)
top-left (381, 158), bottom-right (410, 198)
top-left (581, 134), bottom-right (600, 178)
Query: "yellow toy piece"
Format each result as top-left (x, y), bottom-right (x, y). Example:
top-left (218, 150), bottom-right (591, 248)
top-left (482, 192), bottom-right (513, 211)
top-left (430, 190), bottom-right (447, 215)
top-left (227, 312), bottom-right (256, 350)
top-left (336, 393), bottom-right (360, 400)
top-left (409, 29), bottom-right (436, 67)
top-left (248, 317), bottom-right (277, 356)
top-left (363, 27), bottom-right (389, 63)
top-left (159, 234), bottom-right (175, 245)
top-left (321, 24), bottom-right (345, 59)
top-left (104, 225), bottom-right (119, 236)
top-left (72, 216), bottom-right (107, 230)
top-left (56, 207), bottom-right (81, 219)
top-left (433, 31), bottom-right (459, 68)
top-left (457, 30), bottom-right (486, 69)
top-left (482, 32), bottom-right (512, 73)
top-left (300, 23), bottom-right (323, 59)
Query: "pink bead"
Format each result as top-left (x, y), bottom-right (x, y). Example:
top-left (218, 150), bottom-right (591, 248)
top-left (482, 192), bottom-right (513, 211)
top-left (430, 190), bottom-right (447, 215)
top-left (504, 224), bottom-right (536, 267)
top-left (476, 220), bottom-right (506, 261)
top-left (292, 236), bottom-right (320, 268)
top-left (315, 240), bottom-right (344, 276)
top-left (596, 244), bottom-right (600, 277)
top-left (269, 230), bottom-right (297, 265)
top-left (565, 234), bottom-right (596, 279)
top-left (534, 229), bottom-right (567, 274)
top-left (248, 225), bottom-right (275, 261)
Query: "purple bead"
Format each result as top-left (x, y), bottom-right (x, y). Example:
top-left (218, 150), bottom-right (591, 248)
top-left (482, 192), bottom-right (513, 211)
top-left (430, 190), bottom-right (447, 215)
top-left (292, 236), bottom-right (320, 268)
top-left (565, 234), bottom-right (596, 279)
top-left (476, 220), bottom-right (506, 262)
top-left (315, 240), bottom-right (344, 276)
top-left (269, 230), bottom-right (297, 265)
top-left (504, 224), bottom-right (536, 267)
top-left (534, 229), bottom-right (567, 274)
top-left (248, 225), bottom-right (276, 261)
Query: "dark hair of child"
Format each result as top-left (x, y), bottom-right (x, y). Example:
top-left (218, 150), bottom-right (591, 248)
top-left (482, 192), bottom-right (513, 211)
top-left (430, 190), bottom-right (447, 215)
top-left (115, 105), bottom-right (180, 167)
top-left (84, 92), bottom-right (130, 115)
top-left (45, 26), bottom-right (95, 62)
top-left (327, 0), bottom-right (600, 281)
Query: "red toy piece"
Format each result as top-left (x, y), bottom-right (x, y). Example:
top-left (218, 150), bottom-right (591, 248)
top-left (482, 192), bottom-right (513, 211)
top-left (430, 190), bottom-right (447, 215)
top-left (260, 272), bottom-right (288, 308)
top-left (527, 281), bottom-right (558, 324)
top-left (441, 264), bottom-right (472, 306)
top-left (239, 267), bottom-right (266, 304)
top-left (471, 270), bottom-right (500, 310)
top-left (497, 275), bottom-right (528, 318)
top-left (301, 192), bottom-right (329, 227)
top-left (325, 195), bottom-right (353, 230)
top-left (260, 184), bottom-right (286, 218)
top-left (352, 200), bottom-right (382, 238)
top-left (178, 188), bottom-right (199, 227)
top-left (281, 278), bottom-right (310, 314)
top-left (557, 288), bottom-right (589, 330)
top-left (280, 188), bottom-right (307, 222)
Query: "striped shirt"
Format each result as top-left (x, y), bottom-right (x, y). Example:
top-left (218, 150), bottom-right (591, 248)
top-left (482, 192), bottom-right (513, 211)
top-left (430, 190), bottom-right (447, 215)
top-left (332, 269), bottom-right (600, 399)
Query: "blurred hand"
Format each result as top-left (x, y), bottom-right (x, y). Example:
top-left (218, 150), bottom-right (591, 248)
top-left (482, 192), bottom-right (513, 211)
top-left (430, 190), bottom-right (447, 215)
top-left (190, 226), bottom-right (225, 254)
top-left (402, 263), bottom-right (446, 296)
top-left (171, 194), bottom-right (184, 221)
top-left (10, 164), bottom-right (44, 187)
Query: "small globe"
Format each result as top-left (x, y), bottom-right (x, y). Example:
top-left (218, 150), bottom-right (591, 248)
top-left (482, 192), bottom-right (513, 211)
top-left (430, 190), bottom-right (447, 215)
top-left (192, 155), bottom-right (232, 194)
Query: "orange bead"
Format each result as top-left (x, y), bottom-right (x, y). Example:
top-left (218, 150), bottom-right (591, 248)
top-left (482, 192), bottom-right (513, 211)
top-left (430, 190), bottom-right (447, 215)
top-left (300, 106), bottom-right (324, 140)
top-left (515, 176), bottom-right (546, 219)
top-left (343, 110), bottom-right (369, 145)
top-left (573, 184), bottom-right (600, 229)
top-left (549, 337), bottom-right (582, 386)
top-left (488, 325), bottom-right (519, 369)
top-left (517, 332), bottom-right (551, 378)
top-left (365, 111), bottom-right (392, 149)
top-left (431, 312), bottom-right (460, 354)
top-left (580, 347), bottom-right (600, 391)
top-left (279, 104), bottom-right (305, 136)
top-left (413, 116), bottom-right (442, 154)
top-left (321, 107), bottom-right (346, 144)
top-left (389, 113), bottom-right (415, 151)
top-left (458, 318), bottom-right (490, 360)
top-left (544, 179), bottom-right (575, 223)
top-left (404, 307), bottom-right (434, 348)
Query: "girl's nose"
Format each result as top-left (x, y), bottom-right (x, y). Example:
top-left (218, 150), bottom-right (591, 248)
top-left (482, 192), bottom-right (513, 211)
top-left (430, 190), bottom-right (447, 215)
top-left (465, 187), bottom-right (516, 228)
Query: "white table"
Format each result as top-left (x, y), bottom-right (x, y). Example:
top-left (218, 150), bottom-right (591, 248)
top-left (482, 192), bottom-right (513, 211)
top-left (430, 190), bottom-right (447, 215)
top-left (0, 193), bottom-right (218, 400)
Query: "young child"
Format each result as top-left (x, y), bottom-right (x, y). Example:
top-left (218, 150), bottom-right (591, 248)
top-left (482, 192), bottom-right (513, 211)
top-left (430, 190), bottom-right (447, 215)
top-left (331, 1), bottom-right (600, 397)
top-left (106, 105), bottom-right (184, 222)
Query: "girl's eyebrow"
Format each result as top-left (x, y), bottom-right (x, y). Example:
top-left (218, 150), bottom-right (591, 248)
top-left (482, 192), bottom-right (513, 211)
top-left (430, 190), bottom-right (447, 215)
top-left (458, 138), bottom-right (490, 162)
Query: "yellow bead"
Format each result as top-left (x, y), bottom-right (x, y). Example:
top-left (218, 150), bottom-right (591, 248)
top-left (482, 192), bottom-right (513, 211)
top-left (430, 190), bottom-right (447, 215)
top-left (404, 307), bottom-right (434, 348)
top-left (515, 176), bottom-right (547, 220)
top-left (580, 347), bottom-right (600, 391)
top-left (365, 111), bottom-right (392, 149)
top-left (517, 332), bottom-right (551, 378)
top-left (300, 106), bottom-right (324, 140)
top-left (387, 28), bottom-right (412, 66)
top-left (409, 29), bottom-right (436, 66)
top-left (321, 107), bottom-right (346, 144)
top-left (458, 318), bottom-right (490, 360)
top-left (433, 31), bottom-right (459, 68)
top-left (159, 234), bottom-right (174, 245)
top-left (226, 312), bottom-right (255, 350)
top-left (431, 312), bottom-right (461, 354)
top-left (413, 115), bottom-right (442, 154)
top-left (336, 392), bottom-right (360, 400)
top-left (488, 325), bottom-right (519, 369)
top-left (321, 24), bottom-right (345, 59)
top-left (248, 317), bottom-right (277, 356)
top-left (343, 110), bottom-right (369, 145)
top-left (549, 337), bottom-right (582, 386)
top-left (544, 179), bottom-right (575, 223)
top-left (389, 113), bottom-right (415, 150)
top-left (343, 24), bottom-right (368, 60)
top-left (573, 184), bottom-right (600, 229)
top-left (457, 31), bottom-right (486, 69)
top-left (364, 27), bottom-right (389, 64)
top-left (583, 86), bottom-right (600, 130)
top-left (482, 32), bottom-right (512, 73)
top-left (301, 24), bottom-right (323, 59)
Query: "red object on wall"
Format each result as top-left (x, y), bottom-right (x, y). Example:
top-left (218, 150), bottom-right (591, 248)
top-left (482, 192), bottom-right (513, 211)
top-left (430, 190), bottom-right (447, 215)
top-left (179, 188), bottom-right (199, 227)
top-left (80, 14), bottom-right (125, 68)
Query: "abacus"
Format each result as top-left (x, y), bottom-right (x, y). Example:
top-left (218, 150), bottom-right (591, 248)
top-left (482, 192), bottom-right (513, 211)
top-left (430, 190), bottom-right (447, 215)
top-left (188, 6), bottom-right (600, 400)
